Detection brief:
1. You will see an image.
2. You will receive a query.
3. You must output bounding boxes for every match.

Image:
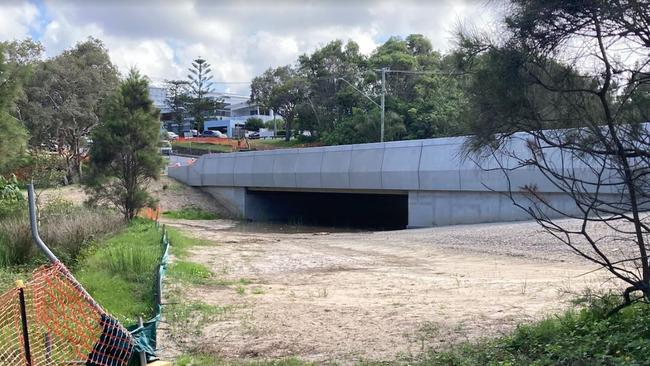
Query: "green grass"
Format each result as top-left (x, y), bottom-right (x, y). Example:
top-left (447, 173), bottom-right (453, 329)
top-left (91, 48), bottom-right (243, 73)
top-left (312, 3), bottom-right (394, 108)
top-left (163, 207), bottom-right (219, 220)
top-left (172, 141), bottom-right (232, 153)
top-left (75, 218), bottom-right (163, 325)
top-left (168, 260), bottom-right (213, 285)
top-left (404, 296), bottom-right (650, 366)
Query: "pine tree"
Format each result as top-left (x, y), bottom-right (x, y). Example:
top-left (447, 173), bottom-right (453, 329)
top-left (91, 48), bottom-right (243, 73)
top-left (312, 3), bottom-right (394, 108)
top-left (187, 57), bottom-right (218, 132)
top-left (85, 69), bottom-right (163, 221)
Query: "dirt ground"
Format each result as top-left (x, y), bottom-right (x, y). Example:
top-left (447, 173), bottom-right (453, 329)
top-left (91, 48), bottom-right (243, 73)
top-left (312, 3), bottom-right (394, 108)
top-left (159, 218), bottom-right (613, 364)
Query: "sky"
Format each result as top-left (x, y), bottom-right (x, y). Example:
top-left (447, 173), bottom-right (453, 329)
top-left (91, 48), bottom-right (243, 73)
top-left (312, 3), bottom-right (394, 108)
top-left (0, 0), bottom-right (500, 94)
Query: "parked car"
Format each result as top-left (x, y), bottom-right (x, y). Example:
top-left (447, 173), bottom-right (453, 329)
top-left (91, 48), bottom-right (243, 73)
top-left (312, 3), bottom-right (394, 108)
top-left (201, 130), bottom-right (226, 138)
top-left (248, 132), bottom-right (260, 139)
top-left (166, 131), bottom-right (179, 140)
top-left (160, 140), bottom-right (172, 155)
top-left (190, 129), bottom-right (199, 137)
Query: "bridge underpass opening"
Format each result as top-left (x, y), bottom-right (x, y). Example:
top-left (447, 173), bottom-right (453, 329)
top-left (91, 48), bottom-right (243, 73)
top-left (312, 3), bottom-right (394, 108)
top-left (245, 190), bottom-right (408, 230)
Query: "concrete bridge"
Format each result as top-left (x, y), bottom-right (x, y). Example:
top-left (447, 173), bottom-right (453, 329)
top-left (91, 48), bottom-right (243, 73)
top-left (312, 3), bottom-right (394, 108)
top-left (168, 136), bottom-right (599, 228)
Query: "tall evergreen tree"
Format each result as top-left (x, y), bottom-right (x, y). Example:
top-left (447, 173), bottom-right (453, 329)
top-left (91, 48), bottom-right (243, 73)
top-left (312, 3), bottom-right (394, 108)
top-left (187, 57), bottom-right (216, 132)
top-left (85, 69), bottom-right (163, 221)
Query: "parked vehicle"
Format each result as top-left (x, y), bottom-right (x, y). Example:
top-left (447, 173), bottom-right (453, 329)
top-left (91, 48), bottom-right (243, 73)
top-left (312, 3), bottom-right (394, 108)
top-left (201, 130), bottom-right (226, 138)
top-left (166, 131), bottom-right (179, 140)
top-left (248, 132), bottom-right (260, 139)
top-left (160, 140), bottom-right (172, 155)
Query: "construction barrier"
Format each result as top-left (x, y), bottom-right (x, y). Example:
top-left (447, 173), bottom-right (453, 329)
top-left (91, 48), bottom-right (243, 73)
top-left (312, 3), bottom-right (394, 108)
top-left (0, 262), bottom-right (134, 366)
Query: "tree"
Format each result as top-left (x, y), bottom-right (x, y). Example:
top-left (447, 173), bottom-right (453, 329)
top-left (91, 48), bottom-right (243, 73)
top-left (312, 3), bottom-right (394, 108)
top-left (19, 38), bottom-right (119, 183)
top-left (251, 66), bottom-right (305, 141)
top-left (298, 40), bottom-right (368, 135)
top-left (244, 117), bottom-right (264, 132)
top-left (461, 0), bottom-right (650, 310)
top-left (0, 42), bottom-right (30, 174)
top-left (187, 57), bottom-right (220, 132)
top-left (165, 79), bottom-right (190, 131)
top-left (85, 69), bottom-right (163, 221)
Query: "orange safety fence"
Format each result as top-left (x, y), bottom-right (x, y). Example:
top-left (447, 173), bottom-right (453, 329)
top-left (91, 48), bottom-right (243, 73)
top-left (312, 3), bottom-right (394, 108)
top-left (139, 204), bottom-right (162, 221)
top-left (0, 262), bottom-right (134, 366)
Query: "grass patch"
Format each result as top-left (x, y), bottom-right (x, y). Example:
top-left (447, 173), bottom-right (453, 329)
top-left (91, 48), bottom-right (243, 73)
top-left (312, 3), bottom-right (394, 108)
top-left (168, 260), bottom-right (213, 285)
top-left (163, 206), bottom-right (219, 220)
top-left (165, 226), bottom-right (214, 259)
top-left (75, 218), bottom-right (162, 325)
top-left (405, 295), bottom-right (650, 366)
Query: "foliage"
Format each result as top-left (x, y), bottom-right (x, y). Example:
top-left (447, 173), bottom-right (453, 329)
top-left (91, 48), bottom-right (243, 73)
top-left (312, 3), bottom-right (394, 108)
top-left (75, 218), bottom-right (161, 325)
top-left (323, 108), bottom-right (405, 145)
top-left (19, 38), bottom-right (119, 183)
top-left (458, 0), bottom-right (650, 305)
top-left (0, 175), bottom-right (24, 219)
top-left (245, 117), bottom-right (265, 131)
top-left (0, 42), bottom-right (29, 174)
top-left (163, 206), bottom-right (219, 220)
top-left (187, 57), bottom-right (221, 132)
top-left (251, 35), bottom-right (472, 145)
top-left (0, 201), bottom-right (122, 267)
top-left (164, 79), bottom-right (190, 126)
top-left (6, 150), bottom-right (67, 187)
top-left (251, 66), bottom-right (306, 141)
top-left (85, 69), bottom-right (163, 221)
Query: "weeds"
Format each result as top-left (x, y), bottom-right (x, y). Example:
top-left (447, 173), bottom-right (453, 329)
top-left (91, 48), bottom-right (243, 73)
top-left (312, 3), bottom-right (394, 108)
top-left (0, 203), bottom-right (123, 267)
top-left (168, 261), bottom-right (214, 285)
top-left (163, 206), bottom-right (219, 220)
top-left (75, 218), bottom-right (162, 325)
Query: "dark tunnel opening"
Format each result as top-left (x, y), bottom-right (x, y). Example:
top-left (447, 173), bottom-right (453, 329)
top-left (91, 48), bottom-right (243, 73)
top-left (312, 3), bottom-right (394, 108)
top-left (245, 190), bottom-right (409, 230)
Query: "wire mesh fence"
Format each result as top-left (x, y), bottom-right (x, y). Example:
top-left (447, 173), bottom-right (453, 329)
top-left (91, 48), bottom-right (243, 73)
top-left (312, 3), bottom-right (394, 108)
top-left (0, 262), bottom-right (134, 366)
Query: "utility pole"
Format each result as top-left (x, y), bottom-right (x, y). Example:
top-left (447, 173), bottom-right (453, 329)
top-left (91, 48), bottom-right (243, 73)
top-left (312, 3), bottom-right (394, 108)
top-left (380, 67), bottom-right (387, 143)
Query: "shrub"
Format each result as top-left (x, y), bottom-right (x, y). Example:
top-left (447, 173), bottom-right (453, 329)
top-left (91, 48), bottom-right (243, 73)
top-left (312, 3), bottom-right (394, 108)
top-left (0, 175), bottom-right (25, 219)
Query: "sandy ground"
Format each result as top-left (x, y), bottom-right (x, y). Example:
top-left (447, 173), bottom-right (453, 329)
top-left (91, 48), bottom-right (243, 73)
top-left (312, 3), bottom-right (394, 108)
top-left (159, 218), bottom-right (614, 364)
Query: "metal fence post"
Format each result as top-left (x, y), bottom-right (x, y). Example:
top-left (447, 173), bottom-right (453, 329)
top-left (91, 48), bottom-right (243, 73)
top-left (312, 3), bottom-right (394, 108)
top-left (16, 280), bottom-right (32, 366)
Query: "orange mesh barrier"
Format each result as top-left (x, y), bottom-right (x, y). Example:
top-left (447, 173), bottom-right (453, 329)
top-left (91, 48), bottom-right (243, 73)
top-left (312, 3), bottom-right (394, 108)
top-left (139, 204), bottom-right (162, 221)
top-left (176, 137), bottom-right (239, 148)
top-left (0, 262), bottom-right (134, 366)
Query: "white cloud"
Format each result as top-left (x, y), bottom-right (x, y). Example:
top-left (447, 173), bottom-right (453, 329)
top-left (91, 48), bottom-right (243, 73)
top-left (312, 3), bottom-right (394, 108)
top-left (0, 2), bottom-right (39, 40)
top-left (1, 0), bottom-right (499, 94)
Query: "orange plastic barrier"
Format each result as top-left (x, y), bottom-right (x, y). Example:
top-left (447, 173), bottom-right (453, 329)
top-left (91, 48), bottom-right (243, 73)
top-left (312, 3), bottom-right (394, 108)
top-left (0, 263), bottom-right (134, 365)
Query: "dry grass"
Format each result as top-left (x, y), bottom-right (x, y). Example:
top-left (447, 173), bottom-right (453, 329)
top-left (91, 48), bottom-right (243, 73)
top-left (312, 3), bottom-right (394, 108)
top-left (0, 203), bottom-right (124, 267)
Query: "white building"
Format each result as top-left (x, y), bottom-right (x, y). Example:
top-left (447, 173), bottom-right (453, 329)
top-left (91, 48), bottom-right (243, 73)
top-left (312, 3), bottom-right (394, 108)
top-left (148, 85), bottom-right (278, 137)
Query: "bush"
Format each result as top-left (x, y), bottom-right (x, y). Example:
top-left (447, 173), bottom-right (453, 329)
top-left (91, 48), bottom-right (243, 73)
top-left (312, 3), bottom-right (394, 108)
top-left (0, 200), bottom-right (123, 267)
top-left (245, 117), bottom-right (265, 132)
top-left (0, 175), bottom-right (25, 219)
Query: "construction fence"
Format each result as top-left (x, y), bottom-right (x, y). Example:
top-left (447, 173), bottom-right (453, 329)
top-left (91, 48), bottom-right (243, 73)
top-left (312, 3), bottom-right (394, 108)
top-left (0, 221), bottom-right (171, 366)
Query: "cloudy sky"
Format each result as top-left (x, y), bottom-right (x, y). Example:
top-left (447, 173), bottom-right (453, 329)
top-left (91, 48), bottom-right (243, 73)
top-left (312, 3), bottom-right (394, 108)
top-left (0, 0), bottom-right (500, 94)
